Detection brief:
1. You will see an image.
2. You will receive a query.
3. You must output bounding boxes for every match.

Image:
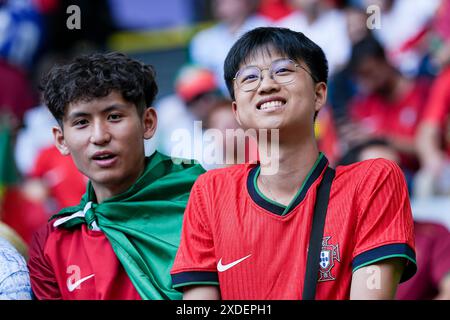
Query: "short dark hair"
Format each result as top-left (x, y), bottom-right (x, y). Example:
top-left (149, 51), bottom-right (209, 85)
top-left (41, 52), bottom-right (158, 126)
top-left (349, 35), bottom-right (386, 72)
top-left (338, 138), bottom-right (390, 166)
top-left (224, 27), bottom-right (328, 100)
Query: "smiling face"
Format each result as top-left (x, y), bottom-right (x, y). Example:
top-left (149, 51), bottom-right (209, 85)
top-left (53, 91), bottom-right (157, 202)
top-left (231, 46), bottom-right (327, 142)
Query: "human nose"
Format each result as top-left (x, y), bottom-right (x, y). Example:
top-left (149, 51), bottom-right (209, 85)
top-left (257, 68), bottom-right (280, 93)
top-left (89, 120), bottom-right (111, 145)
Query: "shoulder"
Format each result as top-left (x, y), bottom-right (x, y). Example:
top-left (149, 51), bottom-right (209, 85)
top-left (334, 158), bottom-right (405, 193)
top-left (0, 238), bottom-right (32, 300)
top-left (0, 237), bottom-right (28, 280)
top-left (28, 222), bottom-right (63, 265)
top-left (336, 158), bottom-right (401, 179)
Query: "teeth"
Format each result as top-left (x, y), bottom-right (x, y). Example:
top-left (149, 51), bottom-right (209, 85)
top-left (96, 154), bottom-right (112, 159)
top-left (260, 100), bottom-right (284, 110)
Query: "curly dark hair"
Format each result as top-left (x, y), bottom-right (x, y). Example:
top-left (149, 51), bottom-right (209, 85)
top-left (41, 52), bottom-right (158, 126)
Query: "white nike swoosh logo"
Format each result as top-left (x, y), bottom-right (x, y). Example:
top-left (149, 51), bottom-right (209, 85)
top-left (67, 274), bottom-right (95, 292)
top-left (217, 254), bottom-right (252, 272)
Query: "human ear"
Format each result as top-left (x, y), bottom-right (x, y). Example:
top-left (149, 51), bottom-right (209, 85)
top-left (52, 126), bottom-right (70, 156)
top-left (314, 82), bottom-right (328, 113)
top-left (142, 107), bottom-right (158, 140)
top-left (231, 101), bottom-right (242, 126)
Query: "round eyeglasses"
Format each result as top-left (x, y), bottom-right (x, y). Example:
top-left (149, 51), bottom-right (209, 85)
top-left (233, 58), bottom-right (318, 92)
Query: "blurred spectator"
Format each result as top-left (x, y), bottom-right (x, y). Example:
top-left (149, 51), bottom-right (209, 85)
top-left (415, 65), bottom-right (450, 198)
top-left (0, 58), bottom-right (38, 127)
top-left (345, 35), bottom-right (432, 172)
top-left (145, 64), bottom-right (224, 169)
top-left (430, 0), bottom-right (450, 69)
top-left (278, 0), bottom-right (351, 75)
top-left (203, 97), bottom-right (258, 167)
top-left (189, 0), bottom-right (270, 95)
top-left (339, 138), bottom-right (414, 192)
top-left (26, 144), bottom-right (87, 210)
top-left (258, 0), bottom-right (294, 21)
top-left (0, 221), bottom-right (28, 259)
top-left (108, 0), bottom-right (198, 30)
top-left (0, 236), bottom-right (32, 300)
top-left (0, 118), bottom-right (19, 197)
top-left (361, 0), bottom-right (440, 76)
top-left (0, 0), bottom-right (44, 70)
top-left (14, 105), bottom-right (56, 175)
top-left (1, 186), bottom-right (49, 245)
top-left (328, 3), bottom-right (372, 124)
top-left (1, 115), bottom-right (49, 245)
top-left (338, 139), bottom-right (450, 300)
top-left (396, 222), bottom-right (450, 300)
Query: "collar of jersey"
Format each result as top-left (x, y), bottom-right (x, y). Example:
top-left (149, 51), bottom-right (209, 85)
top-left (247, 152), bottom-right (328, 216)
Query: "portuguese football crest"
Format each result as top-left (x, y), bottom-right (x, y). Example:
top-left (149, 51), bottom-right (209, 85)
top-left (318, 236), bottom-right (340, 282)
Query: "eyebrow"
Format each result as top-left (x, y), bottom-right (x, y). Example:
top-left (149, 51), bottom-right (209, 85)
top-left (66, 103), bottom-right (129, 121)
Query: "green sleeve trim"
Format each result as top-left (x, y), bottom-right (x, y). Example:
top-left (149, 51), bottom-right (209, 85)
top-left (352, 254), bottom-right (417, 273)
top-left (173, 281), bottom-right (220, 289)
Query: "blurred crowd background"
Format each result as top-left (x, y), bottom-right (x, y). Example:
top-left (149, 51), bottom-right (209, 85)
top-left (1, 0), bottom-right (450, 299)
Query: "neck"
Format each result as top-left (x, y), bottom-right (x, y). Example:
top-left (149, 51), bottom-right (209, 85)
top-left (258, 139), bottom-right (320, 206)
top-left (92, 162), bottom-right (145, 204)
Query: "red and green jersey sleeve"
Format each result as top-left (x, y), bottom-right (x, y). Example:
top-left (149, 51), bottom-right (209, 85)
top-left (351, 159), bottom-right (416, 281)
top-left (171, 174), bottom-right (219, 288)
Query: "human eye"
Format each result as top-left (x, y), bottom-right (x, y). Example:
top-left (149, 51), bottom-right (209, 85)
top-left (73, 118), bottom-right (88, 128)
top-left (273, 60), bottom-right (296, 74)
top-left (238, 68), bottom-right (259, 84)
top-left (242, 74), bottom-right (258, 83)
top-left (108, 113), bottom-right (123, 121)
top-left (274, 65), bottom-right (295, 75)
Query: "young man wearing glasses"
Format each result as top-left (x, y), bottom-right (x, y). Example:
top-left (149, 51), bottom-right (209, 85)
top-left (171, 27), bottom-right (416, 299)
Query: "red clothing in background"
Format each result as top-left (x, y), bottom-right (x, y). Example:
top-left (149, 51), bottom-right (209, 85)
top-left (350, 78), bottom-right (431, 170)
top-left (397, 222), bottom-right (450, 300)
top-left (0, 59), bottom-right (37, 123)
top-left (421, 67), bottom-right (450, 156)
top-left (1, 187), bottom-right (48, 245)
top-left (350, 79), bottom-right (430, 141)
top-left (258, 0), bottom-right (294, 21)
top-left (30, 145), bottom-right (87, 210)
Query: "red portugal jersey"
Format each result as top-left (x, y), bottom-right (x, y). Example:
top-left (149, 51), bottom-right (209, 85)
top-left (28, 223), bottom-right (140, 300)
top-left (171, 154), bottom-right (417, 299)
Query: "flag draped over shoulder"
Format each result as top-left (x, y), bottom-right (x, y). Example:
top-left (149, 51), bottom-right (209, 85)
top-left (50, 151), bottom-right (205, 300)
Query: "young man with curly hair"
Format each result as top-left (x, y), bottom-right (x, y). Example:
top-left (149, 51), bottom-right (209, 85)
top-left (171, 27), bottom-right (417, 300)
top-left (27, 52), bottom-right (204, 300)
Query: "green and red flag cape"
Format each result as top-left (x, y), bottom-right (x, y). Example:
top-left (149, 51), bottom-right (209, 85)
top-left (50, 151), bottom-right (205, 300)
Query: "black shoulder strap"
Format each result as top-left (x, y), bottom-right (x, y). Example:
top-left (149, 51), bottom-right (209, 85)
top-left (302, 167), bottom-right (335, 300)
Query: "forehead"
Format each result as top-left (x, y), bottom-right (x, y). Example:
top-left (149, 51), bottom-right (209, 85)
top-left (65, 91), bottom-right (132, 116)
top-left (239, 45), bottom-right (293, 68)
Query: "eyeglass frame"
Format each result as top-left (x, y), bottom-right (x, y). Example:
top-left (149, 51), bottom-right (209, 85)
top-left (233, 58), bottom-right (319, 92)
